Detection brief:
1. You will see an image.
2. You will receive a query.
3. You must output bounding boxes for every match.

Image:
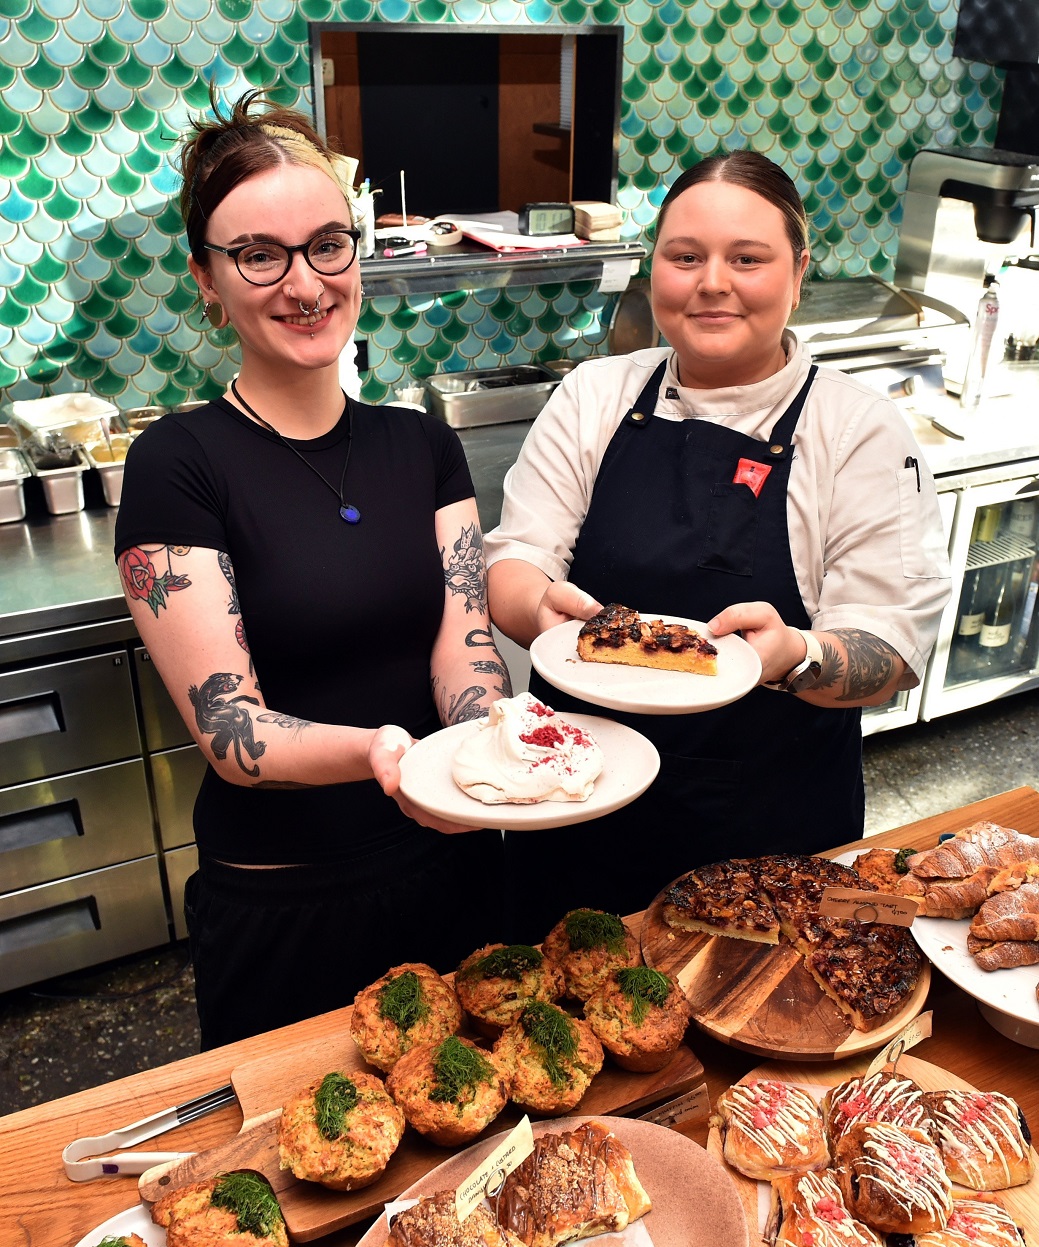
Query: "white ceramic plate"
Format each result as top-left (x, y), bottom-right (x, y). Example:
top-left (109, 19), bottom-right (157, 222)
top-left (528, 615), bottom-right (761, 715)
top-left (356, 1115), bottom-right (748, 1247)
top-left (398, 713), bottom-right (660, 831)
top-left (831, 850), bottom-right (1039, 1046)
top-left (74, 1203), bottom-right (165, 1247)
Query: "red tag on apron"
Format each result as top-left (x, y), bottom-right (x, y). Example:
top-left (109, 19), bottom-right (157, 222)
top-left (733, 459), bottom-right (771, 497)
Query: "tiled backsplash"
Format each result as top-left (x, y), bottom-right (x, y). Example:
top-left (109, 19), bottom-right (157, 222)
top-left (0, 0), bottom-right (1003, 406)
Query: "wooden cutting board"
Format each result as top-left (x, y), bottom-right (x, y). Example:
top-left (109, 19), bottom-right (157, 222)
top-left (705, 1053), bottom-right (1039, 1242)
top-left (641, 887), bottom-right (930, 1061)
top-left (138, 1025), bottom-right (705, 1242)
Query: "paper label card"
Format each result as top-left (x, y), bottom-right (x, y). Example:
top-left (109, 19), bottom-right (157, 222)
top-left (818, 887), bottom-right (920, 927)
top-left (638, 1083), bottom-right (711, 1129)
top-left (454, 1115), bottom-right (534, 1223)
top-left (598, 257), bottom-right (635, 293)
top-left (867, 1010), bottom-right (934, 1077)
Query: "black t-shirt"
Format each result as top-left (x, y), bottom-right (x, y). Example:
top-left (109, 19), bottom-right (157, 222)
top-left (115, 397), bottom-right (474, 864)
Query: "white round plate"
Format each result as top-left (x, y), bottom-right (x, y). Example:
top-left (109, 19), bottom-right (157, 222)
top-left (528, 615), bottom-right (761, 715)
top-left (356, 1114), bottom-right (748, 1247)
top-left (398, 713), bottom-right (660, 830)
top-left (74, 1203), bottom-right (164, 1247)
top-left (831, 850), bottom-right (1039, 1046)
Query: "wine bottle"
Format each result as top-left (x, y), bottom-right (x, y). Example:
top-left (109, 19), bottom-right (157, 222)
top-left (977, 562), bottom-right (1016, 674)
top-left (950, 567), bottom-right (987, 679)
top-left (960, 275), bottom-right (1000, 410)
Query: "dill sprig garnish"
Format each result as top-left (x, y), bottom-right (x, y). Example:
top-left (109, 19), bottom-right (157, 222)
top-left (893, 847), bottom-right (918, 875)
top-left (98, 1238), bottom-right (134, 1247)
top-left (429, 1035), bottom-right (495, 1104)
top-left (520, 1001), bottom-right (578, 1087)
top-left (377, 969), bottom-right (430, 1032)
top-left (211, 1171), bottom-right (284, 1237)
top-left (462, 944), bottom-right (544, 981)
top-left (564, 908), bottom-right (627, 953)
top-left (314, 1071), bottom-right (359, 1140)
top-left (615, 966), bottom-right (671, 1025)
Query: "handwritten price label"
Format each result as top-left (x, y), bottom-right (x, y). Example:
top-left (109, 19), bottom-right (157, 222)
top-left (818, 887), bottom-right (920, 927)
top-left (867, 1010), bottom-right (934, 1077)
top-left (454, 1115), bottom-right (534, 1223)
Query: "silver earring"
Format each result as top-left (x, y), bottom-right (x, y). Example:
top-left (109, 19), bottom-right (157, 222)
top-left (360, 285), bottom-right (367, 297)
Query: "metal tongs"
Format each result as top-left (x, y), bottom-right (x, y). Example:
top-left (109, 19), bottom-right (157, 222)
top-left (62, 1083), bottom-right (236, 1181)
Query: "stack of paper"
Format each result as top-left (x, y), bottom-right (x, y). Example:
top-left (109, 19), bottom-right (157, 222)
top-left (573, 201), bottom-right (624, 241)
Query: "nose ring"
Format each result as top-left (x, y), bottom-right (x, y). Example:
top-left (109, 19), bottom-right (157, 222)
top-left (299, 294), bottom-right (322, 316)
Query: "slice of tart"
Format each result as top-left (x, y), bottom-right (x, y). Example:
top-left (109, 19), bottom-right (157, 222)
top-left (663, 860), bottom-right (781, 944)
top-left (577, 603), bottom-right (718, 675)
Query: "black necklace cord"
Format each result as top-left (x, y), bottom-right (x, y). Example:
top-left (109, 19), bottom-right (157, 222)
top-left (229, 379), bottom-right (361, 524)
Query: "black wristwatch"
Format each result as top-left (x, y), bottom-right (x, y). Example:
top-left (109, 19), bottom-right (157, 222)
top-left (765, 631), bottom-right (823, 694)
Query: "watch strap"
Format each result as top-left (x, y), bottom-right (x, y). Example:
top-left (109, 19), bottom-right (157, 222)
top-left (765, 630), bottom-right (824, 693)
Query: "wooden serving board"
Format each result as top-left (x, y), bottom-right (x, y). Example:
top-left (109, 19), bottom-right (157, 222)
top-left (705, 1053), bottom-right (1039, 1244)
top-left (138, 1026), bottom-right (704, 1242)
top-left (642, 887), bottom-right (930, 1061)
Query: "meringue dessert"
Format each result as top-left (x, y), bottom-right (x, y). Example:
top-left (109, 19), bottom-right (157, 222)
top-left (452, 693), bottom-right (604, 805)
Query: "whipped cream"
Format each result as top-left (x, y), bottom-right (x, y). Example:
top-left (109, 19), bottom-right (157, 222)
top-left (452, 693), bottom-right (604, 805)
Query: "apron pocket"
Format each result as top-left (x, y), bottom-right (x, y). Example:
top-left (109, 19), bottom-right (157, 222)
top-left (657, 751), bottom-right (743, 833)
top-left (698, 482), bottom-right (758, 576)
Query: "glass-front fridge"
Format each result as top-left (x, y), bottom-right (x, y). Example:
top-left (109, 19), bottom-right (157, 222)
top-left (920, 471), bottom-right (1039, 721)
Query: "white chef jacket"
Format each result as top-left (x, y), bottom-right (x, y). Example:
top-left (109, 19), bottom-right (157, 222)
top-left (485, 333), bottom-right (952, 686)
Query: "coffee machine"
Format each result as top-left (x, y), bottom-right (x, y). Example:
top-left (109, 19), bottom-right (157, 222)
top-left (894, 148), bottom-right (1039, 388)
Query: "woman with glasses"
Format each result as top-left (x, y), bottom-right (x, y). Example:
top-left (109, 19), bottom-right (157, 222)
top-left (114, 92), bottom-right (510, 1048)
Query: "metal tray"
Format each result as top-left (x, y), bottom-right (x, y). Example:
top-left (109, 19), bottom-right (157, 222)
top-left (425, 365), bottom-right (560, 428)
top-left (0, 447), bottom-right (30, 522)
top-left (25, 446), bottom-right (89, 514)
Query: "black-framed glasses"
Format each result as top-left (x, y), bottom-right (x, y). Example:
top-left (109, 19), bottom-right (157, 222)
top-left (204, 229), bottom-right (361, 285)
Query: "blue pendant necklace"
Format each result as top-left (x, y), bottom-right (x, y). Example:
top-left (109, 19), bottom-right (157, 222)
top-left (230, 379), bottom-right (361, 524)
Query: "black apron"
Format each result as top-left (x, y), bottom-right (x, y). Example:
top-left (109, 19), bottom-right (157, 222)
top-left (508, 360), bottom-right (863, 942)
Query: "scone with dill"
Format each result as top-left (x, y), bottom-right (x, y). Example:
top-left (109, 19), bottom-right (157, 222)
top-left (383, 1190), bottom-right (525, 1247)
top-left (386, 1034), bottom-right (510, 1146)
top-left (278, 1069), bottom-right (404, 1190)
top-left (493, 1001), bottom-right (604, 1116)
top-left (541, 909), bottom-right (641, 1001)
top-left (350, 962), bottom-right (462, 1073)
top-left (583, 966), bottom-right (690, 1072)
top-left (151, 1171), bottom-right (288, 1247)
top-left (455, 943), bottom-right (566, 1036)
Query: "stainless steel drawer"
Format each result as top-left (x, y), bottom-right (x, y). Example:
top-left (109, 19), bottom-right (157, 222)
top-left (134, 646), bottom-right (193, 751)
top-left (0, 857), bottom-right (170, 993)
top-left (151, 744), bottom-right (206, 850)
top-left (0, 650), bottom-right (140, 784)
top-left (0, 759), bottom-right (155, 891)
top-left (164, 843), bottom-right (198, 941)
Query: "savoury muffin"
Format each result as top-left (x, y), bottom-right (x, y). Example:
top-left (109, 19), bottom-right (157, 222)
top-left (541, 909), bottom-right (641, 1001)
top-left (278, 1069), bottom-right (405, 1190)
top-left (455, 943), bottom-right (567, 1036)
top-left (386, 1034), bottom-right (510, 1146)
top-left (493, 1001), bottom-right (604, 1116)
top-left (151, 1172), bottom-right (288, 1247)
top-left (350, 962), bottom-right (462, 1073)
top-left (583, 966), bottom-right (690, 1072)
top-left (384, 1190), bottom-right (525, 1247)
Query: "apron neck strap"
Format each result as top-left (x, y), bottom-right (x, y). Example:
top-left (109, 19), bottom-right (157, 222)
top-left (624, 359), bottom-right (669, 427)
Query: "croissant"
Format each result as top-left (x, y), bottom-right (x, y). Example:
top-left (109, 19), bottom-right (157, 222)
top-left (966, 932), bottom-right (1039, 972)
top-left (987, 861), bottom-right (1039, 894)
top-left (895, 872), bottom-right (996, 920)
top-left (907, 824), bottom-right (1039, 879)
top-left (970, 882), bottom-right (1039, 943)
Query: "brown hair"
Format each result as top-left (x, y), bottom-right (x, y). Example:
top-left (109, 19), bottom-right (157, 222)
top-left (657, 150), bottom-right (809, 261)
top-left (178, 89), bottom-right (356, 263)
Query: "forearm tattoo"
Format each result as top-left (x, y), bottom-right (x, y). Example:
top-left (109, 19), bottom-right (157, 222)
top-left (442, 523), bottom-right (488, 613)
top-left (433, 676), bottom-right (489, 725)
top-left (118, 544), bottom-right (191, 617)
top-left (219, 551), bottom-right (252, 665)
top-left (818, 630), bottom-right (899, 701)
top-left (256, 711), bottom-right (313, 742)
top-left (466, 627), bottom-right (513, 699)
top-left (188, 672), bottom-right (266, 777)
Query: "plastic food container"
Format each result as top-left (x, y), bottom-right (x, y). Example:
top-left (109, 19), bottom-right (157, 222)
top-left (26, 446), bottom-right (89, 514)
top-left (4, 394), bottom-right (118, 448)
top-left (425, 365), bottom-right (560, 428)
top-left (0, 448), bottom-right (30, 522)
top-left (83, 435), bottom-right (132, 507)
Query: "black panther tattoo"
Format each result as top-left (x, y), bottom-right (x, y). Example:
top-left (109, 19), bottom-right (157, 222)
top-left (188, 672), bottom-right (266, 777)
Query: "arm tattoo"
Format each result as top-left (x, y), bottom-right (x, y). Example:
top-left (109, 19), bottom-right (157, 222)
top-left (441, 523), bottom-right (488, 613)
top-left (818, 630), bottom-right (898, 701)
top-left (219, 551), bottom-right (252, 666)
top-left (466, 627), bottom-right (513, 699)
top-left (187, 672), bottom-right (266, 777)
top-left (433, 677), bottom-right (489, 725)
top-left (256, 711), bottom-right (313, 742)
top-left (118, 544), bottom-right (191, 617)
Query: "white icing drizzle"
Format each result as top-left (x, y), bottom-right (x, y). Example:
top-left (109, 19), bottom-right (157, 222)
top-left (932, 1092), bottom-right (1026, 1187)
top-left (726, 1080), bottom-right (822, 1162)
top-left (828, 1073), bottom-right (927, 1138)
top-left (789, 1170), bottom-right (880, 1247)
top-left (858, 1123), bottom-right (952, 1221)
top-left (915, 1198), bottom-right (1022, 1247)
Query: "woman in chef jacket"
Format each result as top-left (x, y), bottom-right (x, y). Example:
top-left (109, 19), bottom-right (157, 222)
top-left (486, 151), bottom-right (951, 936)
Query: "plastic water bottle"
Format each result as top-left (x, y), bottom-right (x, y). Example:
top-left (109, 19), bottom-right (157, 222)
top-left (960, 275), bottom-right (1000, 410)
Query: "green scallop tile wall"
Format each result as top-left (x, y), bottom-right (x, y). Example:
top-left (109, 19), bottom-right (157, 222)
top-left (0, 0), bottom-right (1004, 406)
